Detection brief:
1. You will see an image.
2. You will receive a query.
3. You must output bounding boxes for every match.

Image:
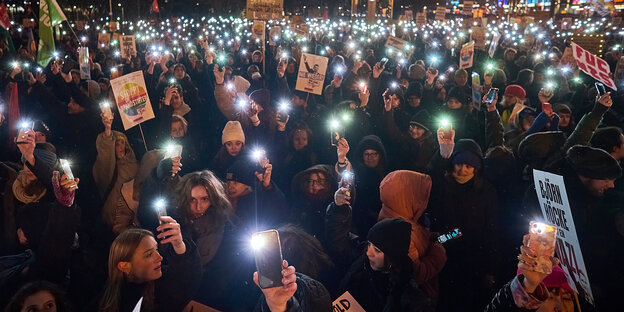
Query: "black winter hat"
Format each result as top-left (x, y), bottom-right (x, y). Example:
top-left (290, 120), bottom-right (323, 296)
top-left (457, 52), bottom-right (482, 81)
top-left (250, 88), bottom-right (271, 109)
top-left (446, 87), bottom-right (467, 107)
top-left (409, 110), bottom-right (431, 132)
top-left (367, 217), bottom-right (411, 261)
top-left (226, 160), bottom-right (257, 187)
top-left (518, 132), bottom-right (566, 166)
top-left (405, 81), bottom-right (424, 99)
top-left (450, 139), bottom-right (483, 171)
top-left (566, 145), bottom-right (622, 180)
top-left (356, 135), bottom-right (387, 164)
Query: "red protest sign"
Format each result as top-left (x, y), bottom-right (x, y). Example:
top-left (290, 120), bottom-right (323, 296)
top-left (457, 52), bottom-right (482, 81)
top-left (571, 42), bottom-right (617, 91)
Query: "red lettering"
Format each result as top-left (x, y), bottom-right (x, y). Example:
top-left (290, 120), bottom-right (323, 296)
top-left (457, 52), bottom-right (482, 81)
top-left (574, 45), bottom-right (585, 59)
top-left (596, 58), bottom-right (609, 73)
top-left (598, 73), bottom-right (616, 90)
top-left (577, 61), bottom-right (588, 73)
top-left (585, 52), bottom-right (596, 68)
top-left (587, 65), bottom-right (599, 77)
top-left (565, 241), bottom-right (578, 276)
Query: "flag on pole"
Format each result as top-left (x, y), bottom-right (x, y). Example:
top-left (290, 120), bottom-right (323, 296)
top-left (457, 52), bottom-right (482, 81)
top-left (152, 0), bottom-right (160, 13)
top-left (37, 0), bottom-right (67, 67)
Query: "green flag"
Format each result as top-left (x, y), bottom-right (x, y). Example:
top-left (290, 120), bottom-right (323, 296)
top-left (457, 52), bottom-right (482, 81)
top-left (37, 0), bottom-right (67, 66)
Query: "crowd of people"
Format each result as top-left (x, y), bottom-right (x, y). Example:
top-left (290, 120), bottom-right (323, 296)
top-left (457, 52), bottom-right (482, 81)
top-left (0, 7), bottom-right (624, 312)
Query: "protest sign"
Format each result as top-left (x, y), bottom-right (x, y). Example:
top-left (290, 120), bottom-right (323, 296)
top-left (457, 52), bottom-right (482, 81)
top-left (416, 12), bottom-right (427, 27)
top-left (385, 35), bottom-right (408, 52)
top-left (293, 23), bottom-right (309, 37)
top-left (112, 33), bottom-right (121, 46)
top-left (246, 0), bottom-right (283, 20)
top-left (561, 17), bottom-right (572, 29)
top-left (295, 53), bottom-right (328, 95)
top-left (471, 27), bottom-right (486, 50)
top-left (489, 31), bottom-right (501, 58)
top-left (571, 42), bottom-right (617, 90)
top-left (98, 33), bottom-right (110, 50)
top-left (435, 6), bottom-right (446, 21)
top-left (332, 291), bottom-right (366, 312)
top-left (120, 35), bottom-right (137, 59)
top-left (471, 72), bottom-right (481, 110)
top-left (403, 10), bottom-right (414, 21)
top-left (269, 26), bottom-right (281, 46)
top-left (78, 46), bottom-right (90, 80)
top-left (533, 169), bottom-right (594, 305)
top-left (459, 41), bottom-right (474, 69)
top-left (462, 0), bottom-right (473, 16)
top-left (182, 301), bottom-right (222, 312)
top-left (110, 71), bottom-right (155, 130)
top-left (22, 18), bottom-right (36, 28)
top-left (251, 20), bottom-right (266, 40)
top-left (109, 21), bottom-right (118, 32)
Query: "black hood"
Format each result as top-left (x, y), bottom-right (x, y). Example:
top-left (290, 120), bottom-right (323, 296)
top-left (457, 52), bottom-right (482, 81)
top-left (356, 135), bottom-right (387, 167)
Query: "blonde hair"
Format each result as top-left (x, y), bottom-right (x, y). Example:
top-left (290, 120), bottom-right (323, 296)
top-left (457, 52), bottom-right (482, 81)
top-left (171, 114), bottom-right (188, 134)
top-left (99, 229), bottom-right (155, 312)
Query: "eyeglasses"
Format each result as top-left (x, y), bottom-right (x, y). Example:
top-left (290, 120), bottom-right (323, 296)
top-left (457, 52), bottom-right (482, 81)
top-left (363, 152), bottom-right (379, 158)
top-left (307, 179), bottom-right (327, 186)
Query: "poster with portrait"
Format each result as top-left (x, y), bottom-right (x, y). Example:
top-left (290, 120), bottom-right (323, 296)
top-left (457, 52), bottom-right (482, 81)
top-left (110, 71), bottom-right (155, 130)
top-left (295, 53), bottom-right (328, 95)
top-left (120, 35), bottom-right (137, 59)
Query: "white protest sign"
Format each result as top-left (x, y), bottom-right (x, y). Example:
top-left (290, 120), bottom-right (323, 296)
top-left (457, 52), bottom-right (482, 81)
top-left (78, 46), bottom-right (90, 80)
top-left (489, 31), bottom-right (501, 58)
top-left (385, 35), bottom-right (408, 57)
top-left (251, 20), bottom-right (266, 40)
top-left (120, 35), bottom-right (137, 59)
top-left (332, 291), bottom-right (366, 312)
top-left (571, 42), bottom-right (617, 90)
top-left (110, 71), bottom-right (155, 130)
top-left (132, 297), bottom-right (143, 312)
top-left (459, 41), bottom-right (474, 69)
top-left (533, 169), bottom-right (594, 305)
top-left (295, 53), bottom-right (328, 95)
top-left (98, 33), bottom-right (110, 50)
top-left (435, 6), bottom-right (446, 21)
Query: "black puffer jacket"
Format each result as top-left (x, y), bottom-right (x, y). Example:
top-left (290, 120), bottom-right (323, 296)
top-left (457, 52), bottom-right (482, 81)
top-left (254, 273), bottom-right (332, 312)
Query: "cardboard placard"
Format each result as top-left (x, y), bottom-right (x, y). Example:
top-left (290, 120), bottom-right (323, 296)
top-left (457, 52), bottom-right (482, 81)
top-left (109, 21), bottom-right (118, 32)
top-left (460, 41), bottom-right (474, 69)
top-left (182, 301), bottom-right (222, 312)
top-left (571, 42), bottom-right (616, 90)
top-left (22, 18), bottom-right (36, 28)
top-left (561, 17), bottom-right (572, 30)
top-left (532, 170), bottom-right (594, 305)
top-left (332, 291), bottom-right (366, 312)
top-left (246, 0), bottom-right (283, 20)
top-left (121, 35), bottom-right (137, 59)
top-left (463, 0), bottom-right (473, 16)
top-left (98, 33), bottom-right (110, 50)
top-left (470, 27), bottom-right (486, 51)
top-left (295, 53), bottom-right (328, 95)
top-left (416, 12), bottom-right (427, 27)
top-left (385, 35), bottom-right (408, 52)
top-left (110, 71), bottom-right (156, 130)
top-left (435, 6), bottom-right (446, 21)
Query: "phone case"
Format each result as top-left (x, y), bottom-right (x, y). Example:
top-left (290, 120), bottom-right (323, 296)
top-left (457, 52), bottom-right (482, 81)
top-left (527, 222), bottom-right (557, 274)
top-left (164, 144), bottom-right (183, 159)
top-left (60, 159), bottom-right (75, 180)
top-left (253, 230), bottom-right (284, 289)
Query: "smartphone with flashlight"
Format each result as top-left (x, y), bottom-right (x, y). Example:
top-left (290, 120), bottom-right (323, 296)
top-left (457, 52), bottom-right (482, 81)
top-left (164, 144), bottom-right (183, 159)
top-left (380, 57), bottom-right (389, 67)
top-left (595, 82), bottom-right (606, 96)
top-left (527, 221), bottom-right (557, 274)
top-left (439, 120), bottom-right (452, 140)
top-left (252, 230), bottom-right (284, 289)
top-left (154, 199), bottom-right (167, 225)
top-left (340, 170), bottom-right (355, 197)
top-left (277, 110), bottom-right (288, 123)
top-left (16, 121), bottom-right (34, 144)
top-left (542, 102), bottom-right (553, 115)
top-left (59, 159), bottom-right (75, 180)
top-left (437, 228), bottom-right (462, 244)
top-left (331, 128), bottom-right (345, 147)
top-left (485, 88), bottom-right (498, 104)
top-left (100, 102), bottom-right (113, 120)
top-left (542, 82), bottom-right (555, 98)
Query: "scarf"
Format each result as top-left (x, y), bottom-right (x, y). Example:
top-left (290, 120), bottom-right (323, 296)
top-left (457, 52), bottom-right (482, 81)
top-left (12, 173), bottom-right (46, 204)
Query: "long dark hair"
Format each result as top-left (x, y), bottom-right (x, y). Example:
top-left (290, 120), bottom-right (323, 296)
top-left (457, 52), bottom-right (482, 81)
top-left (278, 224), bottom-right (334, 279)
top-left (5, 281), bottom-right (71, 312)
top-left (174, 170), bottom-right (233, 227)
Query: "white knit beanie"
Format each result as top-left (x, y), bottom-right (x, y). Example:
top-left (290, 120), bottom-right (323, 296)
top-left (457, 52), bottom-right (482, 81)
top-left (222, 121), bottom-right (245, 145)
top-left (233, 75), bottom-right (251, 98)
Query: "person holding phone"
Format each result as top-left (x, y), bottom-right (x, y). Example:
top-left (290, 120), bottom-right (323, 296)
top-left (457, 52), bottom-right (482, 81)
top-left (326, 195), bottom-right (433, 311)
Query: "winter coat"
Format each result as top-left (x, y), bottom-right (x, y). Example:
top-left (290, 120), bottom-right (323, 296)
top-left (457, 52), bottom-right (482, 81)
top-left (1, 162), bottom-right (21, 255)
top-left (485, 276), bottom-right (549, 312)
top-left (291, 165), bottom-right (338, 242)
top-left (378, 171), bottom-right (447, 301)
top-left (382, 109), bottom-right (437, 172)
top-left (335, 135), bottom-right (387, 236)
top-left (234, 181), bottom-right (289, 231)
top-left (326, 203), bottom-right (434, 312)
top-left (272, 130), bottom-right (318, 199)
top-left (114, 240), bottom-right (201, 312)
top-left (93, 131), bottom-right (138, 230)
